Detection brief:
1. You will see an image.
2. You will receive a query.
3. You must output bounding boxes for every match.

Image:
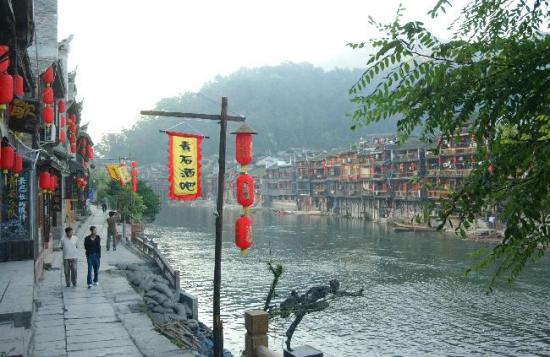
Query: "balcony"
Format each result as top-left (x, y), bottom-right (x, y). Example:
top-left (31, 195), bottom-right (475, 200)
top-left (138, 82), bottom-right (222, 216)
top-left (393, 153), bottom-right (419, 162)
top-left (394, 190), bottom-right (421, 199)
top-left (426, 169), bottom-right (473, 177)
top-left (427, 190), bottom-right (450, 199)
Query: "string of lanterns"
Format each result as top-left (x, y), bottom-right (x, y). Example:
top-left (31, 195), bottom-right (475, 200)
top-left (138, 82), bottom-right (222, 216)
top-left (41, 66), bottom-right (54, 127)
top-left (131, 161), bottom-right (138, 193)
top-left (231, 124), bottom-right (257, 256)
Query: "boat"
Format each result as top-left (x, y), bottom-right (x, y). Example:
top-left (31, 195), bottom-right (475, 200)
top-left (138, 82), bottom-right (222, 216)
top-left (393, 222), bottom-right (436, 232)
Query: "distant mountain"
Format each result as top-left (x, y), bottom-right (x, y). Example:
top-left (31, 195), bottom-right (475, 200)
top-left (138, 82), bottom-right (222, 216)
top-left (96, 62), bottom-right (397, 165)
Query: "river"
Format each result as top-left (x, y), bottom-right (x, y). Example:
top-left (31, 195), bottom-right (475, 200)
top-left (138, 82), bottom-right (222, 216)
top-left (148, 204), bottom-right (550, 356)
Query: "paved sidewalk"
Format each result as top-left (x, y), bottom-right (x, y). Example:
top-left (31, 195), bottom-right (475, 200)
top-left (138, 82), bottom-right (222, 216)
top-left (32, 207), bottom-right (191, 357)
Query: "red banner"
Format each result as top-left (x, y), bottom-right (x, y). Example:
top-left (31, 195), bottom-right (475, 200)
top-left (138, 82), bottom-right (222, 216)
top-left (167, 131), bottom-right (202, 200)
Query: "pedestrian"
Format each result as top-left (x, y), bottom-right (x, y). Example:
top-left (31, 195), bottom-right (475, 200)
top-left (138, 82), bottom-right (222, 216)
top-left (84, 226), bottom-right (101, 289)
top-left (101, 201), bottom-right (107, 213)
top-left (61, 227), bottom-right (79, 288)
top-left (106, 211), bottom-right (118, 251)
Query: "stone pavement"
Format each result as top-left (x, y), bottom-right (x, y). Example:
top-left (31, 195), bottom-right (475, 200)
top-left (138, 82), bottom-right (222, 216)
top-left (0, 260), bottom-right (34, 356)
top-left (32, 207), bottom-right (194, 357)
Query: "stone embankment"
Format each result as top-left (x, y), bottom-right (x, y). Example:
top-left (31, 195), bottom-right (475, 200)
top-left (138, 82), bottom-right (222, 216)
top-left (117, 262), bottom-right (214, 354)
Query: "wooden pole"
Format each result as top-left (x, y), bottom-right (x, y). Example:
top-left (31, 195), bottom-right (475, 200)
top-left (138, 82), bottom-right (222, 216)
top-left (213, 97), bottom-right (228, 356)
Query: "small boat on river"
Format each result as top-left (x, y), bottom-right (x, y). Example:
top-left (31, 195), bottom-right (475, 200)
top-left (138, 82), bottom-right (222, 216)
top-left (393, 222), bottom-right (436, 232)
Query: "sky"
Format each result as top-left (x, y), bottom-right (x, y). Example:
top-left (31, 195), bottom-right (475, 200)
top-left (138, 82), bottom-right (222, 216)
top-left (58, 0), bottom-right (467, 142)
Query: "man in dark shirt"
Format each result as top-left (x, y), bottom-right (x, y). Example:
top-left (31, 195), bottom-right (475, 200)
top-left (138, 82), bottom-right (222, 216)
top-left (84, 226), bottom-right (101, 289)
top-left (106, 211), bottom-right (118, 251)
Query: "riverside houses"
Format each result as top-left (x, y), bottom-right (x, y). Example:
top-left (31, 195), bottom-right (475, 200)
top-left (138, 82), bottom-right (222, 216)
top-left (0, 0), bottom-right (93, 281)
top-left (260, 132), bottom-right (478, 222)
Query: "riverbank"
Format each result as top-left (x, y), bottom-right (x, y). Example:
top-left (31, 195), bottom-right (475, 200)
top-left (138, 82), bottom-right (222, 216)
top-left (29, 207), bottom-right (203, 356)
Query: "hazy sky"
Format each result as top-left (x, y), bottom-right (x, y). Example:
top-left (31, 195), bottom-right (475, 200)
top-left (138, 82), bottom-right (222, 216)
top-left (58, 0), bottom-right (467, 142)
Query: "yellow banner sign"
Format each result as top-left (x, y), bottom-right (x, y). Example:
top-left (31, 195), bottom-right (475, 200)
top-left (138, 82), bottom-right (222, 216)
top-left (105, 164), bottom-right (131, 185)
top-left (167, 132), bottom-right (202, 200)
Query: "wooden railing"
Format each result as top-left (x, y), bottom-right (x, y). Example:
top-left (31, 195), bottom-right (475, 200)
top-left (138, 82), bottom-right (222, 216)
top-left (427, 190), bottom-right (450, 198)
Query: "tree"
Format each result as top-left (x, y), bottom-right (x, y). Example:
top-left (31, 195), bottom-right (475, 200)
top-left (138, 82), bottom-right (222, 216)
top-left (137, 180), bottom-right (160, 221)
top-left (349, 0), bottom-right (549, 288)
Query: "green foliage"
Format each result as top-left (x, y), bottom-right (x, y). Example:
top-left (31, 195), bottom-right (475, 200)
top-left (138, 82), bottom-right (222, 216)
top-left (96, 173), bottom-right (159, 222)
top-left (95, 63), bottom-right (398, 165)
top-left (349, 0), bottom-right (550, 288)
top-left (137, 181), bottom-right (160, 221)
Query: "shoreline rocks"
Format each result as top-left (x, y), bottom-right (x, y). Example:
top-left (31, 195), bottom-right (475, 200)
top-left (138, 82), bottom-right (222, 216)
top-left (115, 262), bottom-right (221, 356)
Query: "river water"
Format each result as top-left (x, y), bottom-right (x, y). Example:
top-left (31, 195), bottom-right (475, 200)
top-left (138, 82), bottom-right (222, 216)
top-left (149, 205), bottom-right (550, 356)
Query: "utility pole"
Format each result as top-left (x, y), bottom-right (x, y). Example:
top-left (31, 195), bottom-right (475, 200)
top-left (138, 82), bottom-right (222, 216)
top-left (141, 97), bottom-right (245, 357)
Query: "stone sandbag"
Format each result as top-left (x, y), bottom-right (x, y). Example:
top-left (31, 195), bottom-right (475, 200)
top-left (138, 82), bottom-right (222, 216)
top-left (151, 282), bottom-right (173, 297)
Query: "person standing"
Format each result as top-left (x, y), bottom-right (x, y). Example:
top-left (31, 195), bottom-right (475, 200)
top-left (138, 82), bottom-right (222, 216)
top-left (106, 211), bottom-right (118, 251)
top-left (61, 227), bottom-right (79, 287)
top-left (84, 226), bottom-right (101, 289)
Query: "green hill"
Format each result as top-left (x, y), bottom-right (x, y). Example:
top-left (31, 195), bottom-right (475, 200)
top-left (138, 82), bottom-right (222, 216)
top-left (96, 62), bottom-right (397, 165)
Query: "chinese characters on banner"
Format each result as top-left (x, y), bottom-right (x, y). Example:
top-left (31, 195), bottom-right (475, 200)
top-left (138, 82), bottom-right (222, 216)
top-left (167, 131), bottom-right (202, 200)
top-left (105, 164), bottom-right (131, 185)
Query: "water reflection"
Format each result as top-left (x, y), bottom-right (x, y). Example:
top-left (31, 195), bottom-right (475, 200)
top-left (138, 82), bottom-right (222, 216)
top-left (151, 204), bottom-right (550, 356)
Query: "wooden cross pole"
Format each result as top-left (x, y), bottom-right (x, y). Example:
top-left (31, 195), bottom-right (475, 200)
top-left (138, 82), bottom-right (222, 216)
top-left (141, 97), bottom-right (245, 357)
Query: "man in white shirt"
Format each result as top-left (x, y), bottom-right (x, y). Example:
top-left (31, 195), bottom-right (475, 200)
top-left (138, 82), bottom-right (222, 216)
top-left (62, 227), bottom-right (79, 287)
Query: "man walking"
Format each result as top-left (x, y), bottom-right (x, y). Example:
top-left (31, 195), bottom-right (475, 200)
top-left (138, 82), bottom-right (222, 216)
top-left (106, 211), bottom-right (118, 251)
top-left (84, 226), bottom-right (101, 289)
top-left (61, 227), bottom-right (79, 287)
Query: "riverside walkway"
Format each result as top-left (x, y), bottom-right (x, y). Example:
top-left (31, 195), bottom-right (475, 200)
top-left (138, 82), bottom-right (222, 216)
top-left (31, 207), bottom-right (193, 357)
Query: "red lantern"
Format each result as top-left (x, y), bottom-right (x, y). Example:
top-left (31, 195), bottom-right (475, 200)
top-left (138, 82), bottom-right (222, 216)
top-left (70, 142), bottom-right (76, 153)
top-left (235, 133), bottom-right (252, 166)
top-left (59, 129), bottom-right (65, 143)
top-left (0, 46), bottom-right (9, 72)
top-left (488, 164), bottom-right (494, 175)
top-left (0, 73), bottom-right (14, 105)
top-left (69, 134), bottom-right (76, 144)
top-left (80, 146), bottom-right (86, 157)
top-left (232, 124), bottom-right (257, 166)
top-left (57, 100), bottom-right (65, 113)
top-left (39, 172), bottom-right (50, 192)
top-left (14, 75), bottom-right (23, 97)
top-left (1, 145), bottom-right (14, 173)
top-left (42, 66), bottom-right (54, 84)
top-left (236, 173), bottom-right (254, 207)
top-left (49, 175), bottom-right (56, 192)
top-left (41, 87), bottom-right (54, 104)
top-left (86, 145), bottom-right (93, 160)
top-left (235, 215), bottom-right (253, 255)
top-left (13, 155), bottom-right (23, 176)
top-left (131, 161), bottom-right (136, 168)
top-left (42, 106), bottom-right (53, 126)
top-left (60, 115), bottom-right (65, 127)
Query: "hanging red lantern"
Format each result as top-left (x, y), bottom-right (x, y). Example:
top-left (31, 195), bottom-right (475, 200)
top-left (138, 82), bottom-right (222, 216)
top-left (131, 161), bottom-right (136, 168)
top-left (41, 87), bottom-right (54, 104)
top-left (59, 129), bottom-right (65, 143)
top-left (235, 215), bottom-right (253, 255)
top-left (488, 164), bottom-right (494, 175)
top-left (70, 113), bottom-right (76, 123)
top-left (0, 46), bottom-right (9, 72)
top-left (57, 100), bottom-right (65, 113)
top-left (13, 155), bottom-right (23, 176)
top-left (60, 114), bottom-right (65, 127)
top-left (0, 73), bottom-right (14, 105)
top-left (1, 144), bottom-right (14, 174)
top-left (236, 173), bottom-right (254, 207)
top-left (39, 172), bottom-right (50, 192)
top-left (49, 175), bottom-right (56, 192)
top-left (41, 66), bottom-right (54, 84)
top-left (80, 146), bottom-right (86, 157)
top-left (87, 145), bottom-right (94, 160)
top-left (70, 142), bottom-right (76, 153)
top-left (231, 124), bottom-right (257, 166)
top-left (14, 75), bottom-right (23, 97)
top-left (42, 106), bottom-right (53, 126)
top-left (69, 134), bottom-right (76, 144)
